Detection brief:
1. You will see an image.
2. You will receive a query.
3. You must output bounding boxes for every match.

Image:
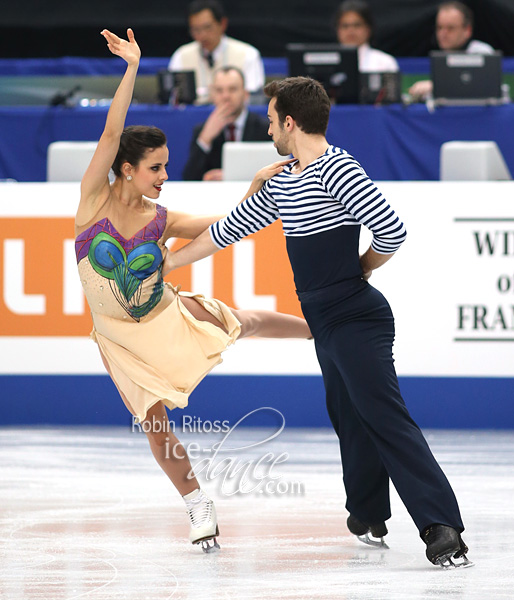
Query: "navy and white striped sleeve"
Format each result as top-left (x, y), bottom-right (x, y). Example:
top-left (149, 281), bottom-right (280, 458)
top-left (321, 154), bottom-right (407, 254)
top-left (209, 183), bottom-right (280, 249)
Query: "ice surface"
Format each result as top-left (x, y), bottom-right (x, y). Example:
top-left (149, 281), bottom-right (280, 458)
top-left (1, 427), bottom-right (514, 599)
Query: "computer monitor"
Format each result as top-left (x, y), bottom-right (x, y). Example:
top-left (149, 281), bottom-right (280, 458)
top-left (431, 51), bottom-right (503, 106)
top-left (359, 72), bottom-right (402, 104)
top-left (286, 44), bottom-right (359, 104)
top-left (222, 142), bottom-right (279, 181)
top-left (157, 70), bottom-right (196, 105)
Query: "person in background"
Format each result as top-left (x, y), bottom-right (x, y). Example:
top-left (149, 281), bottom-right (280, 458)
top-left (335, 0), bottom-right (399, 72)
top-left (409, 1), bottom-right (494, 99)
top-left (168, 0), bottom-right (265, 104)
top-left (182, 66), bottom-right (269, 181)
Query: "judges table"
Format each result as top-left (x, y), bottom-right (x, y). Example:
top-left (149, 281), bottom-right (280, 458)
top-left (1, 103), bottom-right (514, 182)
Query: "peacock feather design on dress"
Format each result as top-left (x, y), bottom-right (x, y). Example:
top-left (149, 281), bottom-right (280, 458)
top-left (88, 231), bottom-right (164, 321)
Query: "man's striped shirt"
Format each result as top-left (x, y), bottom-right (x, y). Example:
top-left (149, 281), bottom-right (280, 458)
top-left (210, 145), bottom-right (406, 256)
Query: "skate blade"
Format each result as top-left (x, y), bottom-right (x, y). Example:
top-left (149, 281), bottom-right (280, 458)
top-left (436, 553), bottom-right (474, 569)
top-left (201, 537), bottom-right (221, 554)
top-left (357, 533), bottom-right (389, 549)
top-left (192, 525), bottom-right (220, 553)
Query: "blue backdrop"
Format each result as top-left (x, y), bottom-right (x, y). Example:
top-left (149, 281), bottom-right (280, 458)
top-left (2, 103), bottom-right (514, 183)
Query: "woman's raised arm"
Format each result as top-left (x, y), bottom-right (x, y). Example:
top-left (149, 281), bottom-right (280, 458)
top-left (78, 29), bottom-right (140, 211)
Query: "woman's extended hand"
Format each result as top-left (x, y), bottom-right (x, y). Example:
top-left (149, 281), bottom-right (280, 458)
top-left (101, 28), bottom-right (140, 66)
top-left (239, 158), bottom-right (296, 204)
top-left (254, 158), bottom-right (296, 184)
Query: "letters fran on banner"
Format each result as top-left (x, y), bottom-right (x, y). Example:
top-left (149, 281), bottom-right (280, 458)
top-left (455, 218), bottom-right (514, 341)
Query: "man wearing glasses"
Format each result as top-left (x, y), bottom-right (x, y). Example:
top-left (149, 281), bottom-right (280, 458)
top-left (168, 0), bottom-right (265, 104)
top-left (409, 1), bottom-right (494, 100)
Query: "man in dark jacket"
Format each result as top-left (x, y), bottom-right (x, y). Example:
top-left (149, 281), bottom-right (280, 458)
top-left (182, 66), bottom-right (270, 181)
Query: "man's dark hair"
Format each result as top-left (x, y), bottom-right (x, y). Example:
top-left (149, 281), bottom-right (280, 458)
top-left (264, 77), bottom-right (331, 135)
top-left (438, 1), bottom-right (473, 28)
top-left (112, 126), bottom-right (167, 177)
top-left (333, 0), bottom-right (374, 33)
top-left (214, 65), bottom-right (246, 86)
top-left (188, 0), bottom-right (226, 22)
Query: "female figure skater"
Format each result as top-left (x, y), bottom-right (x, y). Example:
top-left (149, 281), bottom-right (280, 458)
top-left (75, 29), bottom-right (310, 552)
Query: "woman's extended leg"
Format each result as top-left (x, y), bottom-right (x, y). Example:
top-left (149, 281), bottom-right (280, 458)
top-left (231, 308), bottom-right (311, 339)
top-left (142, 401), bottom-right (199, 496)
top-left (179, 295), bottom-right (311, 339)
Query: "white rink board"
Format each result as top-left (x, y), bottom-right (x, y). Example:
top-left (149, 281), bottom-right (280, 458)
top-left (0, 180), bottom-right (513, 377)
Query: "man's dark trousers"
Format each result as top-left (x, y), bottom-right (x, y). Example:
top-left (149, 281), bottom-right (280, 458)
top-left (298, 277), bottom-right (464, 533)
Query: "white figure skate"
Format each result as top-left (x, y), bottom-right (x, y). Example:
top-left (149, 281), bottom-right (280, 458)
top-left (187, 490), bottom-right (220, 553)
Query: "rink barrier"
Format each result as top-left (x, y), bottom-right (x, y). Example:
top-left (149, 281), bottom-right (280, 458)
top-left (1, 182), bottom-right (514, 428)
top-left (2, 374), bottom-right (514, 429)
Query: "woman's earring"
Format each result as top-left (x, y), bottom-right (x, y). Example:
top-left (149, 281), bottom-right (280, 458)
top-left (126, 175), bottom-right (132, 181)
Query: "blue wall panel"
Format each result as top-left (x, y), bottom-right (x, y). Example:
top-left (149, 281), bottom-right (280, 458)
top-left (1, 375), bottom-right (513, 429)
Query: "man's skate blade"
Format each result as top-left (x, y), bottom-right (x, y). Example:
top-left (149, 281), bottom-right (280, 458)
top-left (436, 553), bottom-right (474, 569)
top-left (357, 533), bottom-right (389, 549)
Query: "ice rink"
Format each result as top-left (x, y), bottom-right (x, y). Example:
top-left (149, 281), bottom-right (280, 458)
top-left (1, 426), bottom-right (514, 600)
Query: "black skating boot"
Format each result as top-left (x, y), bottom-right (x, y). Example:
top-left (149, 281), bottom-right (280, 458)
top-left (422, 524), bottom-right (472, 569)
top-left (347, 514), bottom-right (388, 548)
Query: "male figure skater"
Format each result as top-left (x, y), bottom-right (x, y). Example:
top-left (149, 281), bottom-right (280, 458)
top-left (164, 76), bottom-right (470, 568)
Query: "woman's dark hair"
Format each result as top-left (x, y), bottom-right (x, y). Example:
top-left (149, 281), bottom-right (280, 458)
top-left (333, 0), bottom-right (374, 34)
top-left (264, 77), bottom-right (331, 136)
top-left (112, 126), bottom-right (167, 177)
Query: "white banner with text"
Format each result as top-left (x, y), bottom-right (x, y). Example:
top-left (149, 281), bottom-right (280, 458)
top-left (0, 181), bottom-right (512, 377)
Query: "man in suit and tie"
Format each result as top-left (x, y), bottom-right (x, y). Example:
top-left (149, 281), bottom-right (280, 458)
top-left (168, 0), bottom-right (265, 105)
top-left (182, 66), bottom-right (270, 181)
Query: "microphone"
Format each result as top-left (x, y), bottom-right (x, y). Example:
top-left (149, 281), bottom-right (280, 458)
top-left (49, 85), bottom-right (82, 107)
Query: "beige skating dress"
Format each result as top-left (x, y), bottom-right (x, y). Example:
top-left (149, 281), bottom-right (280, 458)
top-left (75, 204), bottom-right (241, 422)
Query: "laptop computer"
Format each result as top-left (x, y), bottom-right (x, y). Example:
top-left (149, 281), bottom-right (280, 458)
top-left (431, 51), bottom-right (503, 106)
top-left (158, 70), bottom-right (196, 105)
top-left (222, 142), bottom-right (280, 181)
top-left (360, 72), bottom-right (402, 104)
top-left (286, 44), bottom-right (359, 104)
